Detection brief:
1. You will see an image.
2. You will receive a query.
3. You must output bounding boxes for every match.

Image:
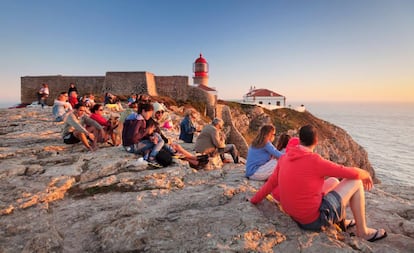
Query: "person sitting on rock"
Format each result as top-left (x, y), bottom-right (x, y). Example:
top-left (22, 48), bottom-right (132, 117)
top-left (122, 102), bottom-right (154, 154)
top-left (137, 118), bottom-right (165, 163)
top-left (62, 103), bottom-right (104, 151)
top-left (52, 92), bottom-right (72, 122)
top-left (89, 103), bottom-right (120, 146)
top-left (151, 109), bottom-right (207, 169)
top-left (68, 90), bottom-right (79, 109)
top-left (250, 124), bottom-right (387, 243)
top-left (179, 109), bottom-right (198, 143)
top-left (245, 125), bottom-right (283, 181)
top-left (152, 102), bottom-right (173, 131)
top-left (276, 133), bottom-right (291, 154)
top-left (194, 118), bottom-right (239, 164)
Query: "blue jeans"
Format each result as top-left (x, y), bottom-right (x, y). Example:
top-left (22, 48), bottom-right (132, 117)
top-left (136, 133), bottom-right (165, 159)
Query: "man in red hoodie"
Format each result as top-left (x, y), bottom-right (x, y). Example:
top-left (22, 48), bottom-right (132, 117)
top-left (251, 125), bottom-right (387, 242)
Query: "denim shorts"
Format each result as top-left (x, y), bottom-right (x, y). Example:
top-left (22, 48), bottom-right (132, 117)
top-left (298, 191), bottom-right (344, 231)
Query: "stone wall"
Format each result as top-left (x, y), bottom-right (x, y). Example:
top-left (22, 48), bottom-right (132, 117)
top-left (155, 76), bottom-right (189, 101)
top-left (188, 86), bottom-right (217, 119)
top-left (102, 72), bottom-right (158, 96)
top-left (21, 72), bottom-right (217, 118)
top-left (21, 75), bottom-right (105, 105)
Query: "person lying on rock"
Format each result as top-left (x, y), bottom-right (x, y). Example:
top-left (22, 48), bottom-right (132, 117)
top-left (62, 103), bottom-right (104, 151)
top-left (245, 125), bottom-right (283, 181)
top-left (250, 124), bottom-right (387, 243)
top-left (194, 118), bottom-right (239, 164)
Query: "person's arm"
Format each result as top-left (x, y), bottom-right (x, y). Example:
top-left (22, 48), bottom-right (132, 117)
top-left (66, 113), bottom-right (89, 135)
top-left (211, 128), bottom-right (226, 148)
top-left (264, 142), bottom-right (283, 158)
top-left (250, 163), bottom-right (280, 204)
top-left (316, 155), bottom-right (373, 190)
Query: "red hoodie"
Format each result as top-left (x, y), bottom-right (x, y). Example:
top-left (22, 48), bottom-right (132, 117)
top-left (251, 145), bottom-right (360, 225)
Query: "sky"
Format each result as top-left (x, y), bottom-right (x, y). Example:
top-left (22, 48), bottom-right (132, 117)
top-left (1, 0), bottom-right (413, 106)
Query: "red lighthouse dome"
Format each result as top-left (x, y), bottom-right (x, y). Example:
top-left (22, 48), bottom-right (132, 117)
top-left (193, 53), bottom-right (209, 86)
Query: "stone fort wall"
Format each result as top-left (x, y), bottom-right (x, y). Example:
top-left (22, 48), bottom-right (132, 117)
top-left (21, 71), bottom-right (217, 118)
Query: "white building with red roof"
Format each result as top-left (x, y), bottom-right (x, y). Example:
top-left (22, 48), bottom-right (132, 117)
top-left (242, 86), bottom-right (286, 109)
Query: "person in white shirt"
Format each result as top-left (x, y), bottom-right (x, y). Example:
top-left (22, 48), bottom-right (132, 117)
top-left (52, 92), bottom-right (72, 122)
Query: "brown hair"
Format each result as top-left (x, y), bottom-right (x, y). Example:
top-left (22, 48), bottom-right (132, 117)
top-left (276, 133), bottom-right (291, 151)
top-left (251, 125), bottom-right (275, 148)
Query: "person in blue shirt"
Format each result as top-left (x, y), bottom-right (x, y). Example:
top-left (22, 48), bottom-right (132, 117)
top-left (179, 109), bottom-right (197, 143)
top-left (245, 125), bottom-right (283, 180)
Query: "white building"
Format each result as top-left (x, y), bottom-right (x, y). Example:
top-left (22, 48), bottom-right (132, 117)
top-left (242, 87), bottom-right (286, 109)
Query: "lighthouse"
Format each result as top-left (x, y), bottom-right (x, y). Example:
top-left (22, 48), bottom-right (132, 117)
top-left (193, 53), bottom-right (209, 86)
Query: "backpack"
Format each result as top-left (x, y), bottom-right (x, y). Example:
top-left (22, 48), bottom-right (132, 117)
top-left (156, 149), bottom-right (173, 167)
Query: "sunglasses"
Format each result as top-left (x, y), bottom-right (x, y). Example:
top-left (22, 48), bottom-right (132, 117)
top-left (156, 111), bottom-right (164, 114)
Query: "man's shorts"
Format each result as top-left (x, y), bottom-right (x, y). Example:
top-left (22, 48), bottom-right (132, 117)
top-left (298, 191), bottom-right (344, 231)
top-left (63, 133), bottom-right (80, 144)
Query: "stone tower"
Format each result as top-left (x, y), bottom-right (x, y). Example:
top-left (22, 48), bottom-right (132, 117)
top-left (193, 53), bottom-right (209, 86)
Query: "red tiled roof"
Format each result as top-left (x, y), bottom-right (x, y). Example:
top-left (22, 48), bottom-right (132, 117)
top-left (198, 84), bottom-right (216, 92)
top-left (245, 88), bottom-right (284, 97)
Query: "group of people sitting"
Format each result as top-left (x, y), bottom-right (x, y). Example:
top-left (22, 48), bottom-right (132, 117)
top-left (52, 89), bottom-right (387, 242)
top-left (246, 124), bottom-right (387, 243)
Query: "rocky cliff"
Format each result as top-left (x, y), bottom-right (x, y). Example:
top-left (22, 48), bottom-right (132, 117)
top-left (0, 105), bottom-right (413, 253)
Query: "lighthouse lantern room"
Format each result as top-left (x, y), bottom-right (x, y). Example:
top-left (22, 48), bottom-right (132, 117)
top-left (193, 53), bottom-right (209, 86)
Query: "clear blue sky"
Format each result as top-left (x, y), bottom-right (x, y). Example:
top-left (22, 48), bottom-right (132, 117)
top-left (1, 0), bottom-right (413, 105)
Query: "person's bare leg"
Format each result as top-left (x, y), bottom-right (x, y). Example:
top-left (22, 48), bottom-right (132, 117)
top-left (171, 143), bottom-right (196, 159)
top-left (333, 179), bottom-right (386, 240)
top-left (322, 177), bottom-right (340, 194)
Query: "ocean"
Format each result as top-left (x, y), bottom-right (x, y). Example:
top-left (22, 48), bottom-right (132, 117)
top-left (1, 101), bottom-right (413, 186)
top-left (306, 102), bottom-right (414, 187)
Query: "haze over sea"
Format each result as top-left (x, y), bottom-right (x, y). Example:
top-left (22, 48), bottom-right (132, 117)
top-left (307, 102), bottom-right (414, 187)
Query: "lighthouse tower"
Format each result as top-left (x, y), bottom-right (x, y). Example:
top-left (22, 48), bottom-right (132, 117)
top-left (193, 53), bottom-right (209, 86)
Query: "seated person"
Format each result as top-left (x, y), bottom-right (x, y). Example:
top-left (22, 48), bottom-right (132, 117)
top-left (68, 91), bottom-right (79, 108)
top-left (194, 118), bottom-right (239, 163)
top-left (250, 124), bottom-right (387, 242)
top-left (122, 103), bottom-right (154, 153)
top-left (276, 133), bottom-right (291, 153)
top-left (62, 103), bottom-right (104, 151)
top-left (83, 93), bottom-right (95, 108)
top-left (52, 92), bottom-right (72, 122)
top-left (90, 104), bottom-right (120, 146)
top-left (151, 111), bottom-right (206, 168)
top-left (179, 109), bottom-right (197, 143)
top-left (245, 125), bottom-right (283, 181)
top-left (136, 118), bottom-right (165, 162)
top-left (153, 102), bottom-right (173, 130)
